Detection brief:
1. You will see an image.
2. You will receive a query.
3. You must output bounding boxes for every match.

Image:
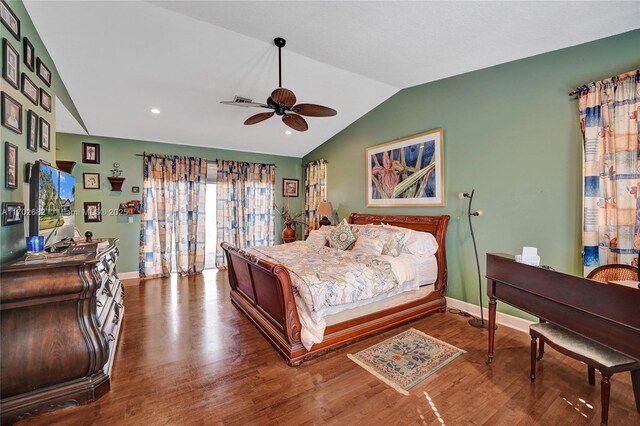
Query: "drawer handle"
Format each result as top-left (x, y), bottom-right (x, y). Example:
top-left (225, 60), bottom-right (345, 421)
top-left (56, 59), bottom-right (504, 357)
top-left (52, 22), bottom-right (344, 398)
top-left (107, 333), bottom-right (115, 342)
top-left (113, 316), bottom-right (120, 325)
top-left (96, 300), bottom-right (103, 308)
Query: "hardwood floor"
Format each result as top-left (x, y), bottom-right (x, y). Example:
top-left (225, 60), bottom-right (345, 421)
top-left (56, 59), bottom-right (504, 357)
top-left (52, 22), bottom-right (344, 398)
top-left (18, 270), bottom-right (638, 425)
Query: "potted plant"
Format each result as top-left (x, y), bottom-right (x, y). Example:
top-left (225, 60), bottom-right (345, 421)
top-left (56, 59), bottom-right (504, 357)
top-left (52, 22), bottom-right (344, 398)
top-left (107, 162), bottom-right (126, 191)
top-left (275, 199), bottom-right (304, 243)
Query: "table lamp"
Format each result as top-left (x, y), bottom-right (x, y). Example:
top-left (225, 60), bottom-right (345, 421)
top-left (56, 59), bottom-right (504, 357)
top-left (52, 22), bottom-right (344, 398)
top-left (317, 201), bottom-right (333, 226)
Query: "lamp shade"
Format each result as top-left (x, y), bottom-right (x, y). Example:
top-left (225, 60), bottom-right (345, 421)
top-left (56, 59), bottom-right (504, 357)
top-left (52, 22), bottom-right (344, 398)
top-left (317, 201), bottom-right (333, 218)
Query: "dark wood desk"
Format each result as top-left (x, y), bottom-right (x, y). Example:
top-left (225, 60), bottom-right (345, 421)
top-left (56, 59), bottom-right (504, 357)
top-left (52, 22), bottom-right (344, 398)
top-left (485, 253), bottom-right (640, 364)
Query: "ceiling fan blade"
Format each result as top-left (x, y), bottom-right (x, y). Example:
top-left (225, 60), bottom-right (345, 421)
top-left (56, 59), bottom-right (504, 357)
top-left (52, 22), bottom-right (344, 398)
top-left (282, 114), bottom-right (308, 132)
top-left (271, 88), bottom-right (297, 107)
top-left (244, 112), bottom-right (274, 125)
top-left (292, 103), bottom-right (337, 117)
top-left (220, 100), bottom-right (271, 109)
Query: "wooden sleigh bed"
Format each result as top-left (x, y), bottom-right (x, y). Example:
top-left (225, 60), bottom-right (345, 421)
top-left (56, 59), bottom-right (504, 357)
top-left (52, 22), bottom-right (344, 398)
top-left (221, 213), bottom-right (450, 366)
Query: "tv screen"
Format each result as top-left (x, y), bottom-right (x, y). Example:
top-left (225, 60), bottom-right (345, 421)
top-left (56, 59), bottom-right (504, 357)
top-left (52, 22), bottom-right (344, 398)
top-left (29, 162), bottom-right (76, 247)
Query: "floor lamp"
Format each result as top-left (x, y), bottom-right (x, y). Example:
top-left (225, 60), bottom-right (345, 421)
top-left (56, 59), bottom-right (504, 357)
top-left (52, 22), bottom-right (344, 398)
top-left (459, 190), bottom-right (492, 329)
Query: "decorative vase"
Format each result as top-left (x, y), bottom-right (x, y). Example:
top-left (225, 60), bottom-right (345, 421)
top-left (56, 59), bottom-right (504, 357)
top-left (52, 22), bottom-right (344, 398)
top-left (107, 177), bottom-right (125, 191)
top-left (282, 220), bottom-right (296, 243)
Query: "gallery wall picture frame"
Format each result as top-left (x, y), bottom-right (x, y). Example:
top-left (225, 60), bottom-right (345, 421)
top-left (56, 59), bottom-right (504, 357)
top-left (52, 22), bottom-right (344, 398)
top-left (82, 142), bottom-right (100, 164)
top-left (39, 116), bottom-right (50, 151)
top-left (1, 91), bottom-right (22, 134)
top-left (21, 73), bottom-right (38, 105)
top-left (84, 202), bottom-right (102, 223)
top-left (5, 141), bottom-right (18, 189)
top-left (39, 87), bottom-right (51, 112)
top-left (26, 110), bottom-right (38, 152)
top-left (83, 172), bottom-right (100, 189)
top-left (132, 186), bottom-right (140, 193)
top-left (2, 37), bottom-right (19, 89)
top-left (0, 1), bottom-right (20, 40)
top-left (36, 57), bottom-right (51, 87)
top-left (282, 178), bottom-right (299, 197)
top-left (1, 201), bottom-right (24, 226)
top-left (23, 36), bottom-right (34, 71)
top-left (365, 128), bottom-right (445, 207)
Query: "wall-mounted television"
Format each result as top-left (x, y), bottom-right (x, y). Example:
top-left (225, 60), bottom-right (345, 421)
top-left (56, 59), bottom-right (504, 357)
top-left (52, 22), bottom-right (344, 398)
top-left (29, 161), bottom-right (76, 247)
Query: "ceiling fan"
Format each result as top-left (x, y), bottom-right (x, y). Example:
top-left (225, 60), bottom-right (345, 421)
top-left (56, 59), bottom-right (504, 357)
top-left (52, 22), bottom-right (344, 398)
top-left (221, 37), bottom-right (337, 132)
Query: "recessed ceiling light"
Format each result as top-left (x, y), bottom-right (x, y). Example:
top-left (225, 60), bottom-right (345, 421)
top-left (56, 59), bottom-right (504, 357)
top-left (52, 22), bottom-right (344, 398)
top-left (285, 130), bottom-right (292, 135)
top-left (150, 108), bottom-right (161, 114)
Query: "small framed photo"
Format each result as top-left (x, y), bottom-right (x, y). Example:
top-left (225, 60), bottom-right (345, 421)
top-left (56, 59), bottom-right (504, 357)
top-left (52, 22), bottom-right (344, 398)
top-left (82, 142), bottom-right (100, 164)
top-left (1, 91), bottom-right (22, 133)
top-left (132, 186), bottom-right (140, 193)
top-left (21, 73), bottom-right (38, 105)
top-left (83, 172), bottom-right (100, 189)
top-left (26, 110), bottom-right (38, 152)
top-left (1, 202), bottom-right (24, 226)
top-left (84, 202), bottom-right (102, 223)
top-left (282, 178), bottom-right (299, 197)
top-left (36, 57), bottom-right (51, 87)
top-left (2, 38), bottom-right (19, 89)
top-left (39, 88), bottom-right (51, 112)
top-left (0, 1), bottom-right (20, 40)
top-left (23, 37), bottom-right (34, 71)
top-left (39, 117), bottom-right (50, 151)
top-left (5, 141), bottom-right (17, 189)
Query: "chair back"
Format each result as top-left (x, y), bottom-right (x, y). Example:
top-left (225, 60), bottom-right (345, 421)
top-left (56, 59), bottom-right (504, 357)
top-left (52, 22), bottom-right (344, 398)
top-left (587, 264), bottom-right (639, 283)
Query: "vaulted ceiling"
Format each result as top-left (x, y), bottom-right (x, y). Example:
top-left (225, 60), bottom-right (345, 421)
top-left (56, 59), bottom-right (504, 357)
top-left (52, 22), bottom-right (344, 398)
top-left (25, 1), bottom-right (640, 157)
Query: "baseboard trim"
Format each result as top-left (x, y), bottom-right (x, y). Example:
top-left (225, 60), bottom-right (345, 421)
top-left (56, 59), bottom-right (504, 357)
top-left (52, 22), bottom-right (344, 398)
top-left (118, 271), bottom-right (139, 280)
top-left (446, 297), bottom-right (535, 334)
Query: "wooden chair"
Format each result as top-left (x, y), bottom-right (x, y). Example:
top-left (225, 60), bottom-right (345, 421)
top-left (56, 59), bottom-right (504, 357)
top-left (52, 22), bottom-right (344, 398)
top-left (587, 264), bottom-right (639, 283)
top-left (530, 322), bottom-right (640, 426)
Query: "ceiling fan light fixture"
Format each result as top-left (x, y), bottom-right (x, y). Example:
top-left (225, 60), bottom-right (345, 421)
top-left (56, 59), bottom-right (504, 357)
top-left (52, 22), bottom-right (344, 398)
top-left (150, 108), bottom-right (160, 114)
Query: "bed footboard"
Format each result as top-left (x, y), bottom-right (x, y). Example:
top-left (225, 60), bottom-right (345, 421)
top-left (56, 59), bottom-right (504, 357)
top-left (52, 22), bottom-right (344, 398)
top-left (221, 242), bottom-right (306, 365)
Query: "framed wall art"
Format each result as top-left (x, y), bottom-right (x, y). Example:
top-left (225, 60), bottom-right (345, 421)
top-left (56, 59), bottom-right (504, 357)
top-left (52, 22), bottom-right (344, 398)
top-left (84, 202), bottom-right (102, 223)
top-left (282, 178), bottom-right (299, 197)
top-left (82, 142), bottom-right (100, 164)
top-left (2, 37), bottom-right (19, 89)
top-left (366, 128), bottom-right (444, 207)
top-left (83, 173), bottom-right (100, 189)
top-left (5, 141), bottom-right (17, 189)
top-left (39, 87), bottom-right (51, 112)
top-left (0, 1), bottom-right (20, 40)
top-left (1, 91), bottom-right (22, 133)
top-left (2, 202), bottom-right (24, 226)
top-left (36, 57), bottom-right (51, 86)
top-left (21, 73), bottom-right (38, 105)
top-left (39, 116), bottom-right (50, 151)
top-left (26, 110), bottom-right (38, 152)
top-left (23, 36), bottom-right (34, 71)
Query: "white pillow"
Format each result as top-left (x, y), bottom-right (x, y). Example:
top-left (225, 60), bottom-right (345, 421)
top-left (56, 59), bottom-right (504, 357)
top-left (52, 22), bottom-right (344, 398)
top-left (382, 223), bottom-right (439, 256)
top-left (351, 235), bottom-right (384, 256)
top-left (306, 230), bottom-right (328, 248)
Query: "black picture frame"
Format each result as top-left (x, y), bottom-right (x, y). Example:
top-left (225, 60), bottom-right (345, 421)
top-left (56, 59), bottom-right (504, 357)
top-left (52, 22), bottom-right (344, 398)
top-left (83, 173), bottom-right (100, 189)
top-left (132, 186), bottom-right (140, 193)
top-left (82, 142), bottom-right (100, 164)
top-left (21, 73), bottom-right (38, 105)
top-left (84, 202), bottom-right (102, 223)
top-left (2, 38), bottom-right (19, 89)
top-left (39, 87), bottom-right (51, 112)
top-left (0, 1), bottom-right (20, 40)
top-left (23, 37), bottom-right (34, 71)
top-left (26, 110), bottom-right (38, 152)
top-left (282, 178), bottom-right (299, 197)
top-left (5, 141), bottom-right (17, 189)
top-left (36, 57), bottom-right (51, 87)
top-left (1, 91), bottom-right (22, 134)
top-left (39, 116), bottom-right (50, 151)
top-left (1, 202), bottom-right (24, 226)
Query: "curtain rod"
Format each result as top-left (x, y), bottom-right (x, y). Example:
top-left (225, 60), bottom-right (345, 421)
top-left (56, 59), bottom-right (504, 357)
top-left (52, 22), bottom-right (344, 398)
top-left (568, 89), bottom-right (580, 97)
top-left (134, 154), bottom-right (277, 167)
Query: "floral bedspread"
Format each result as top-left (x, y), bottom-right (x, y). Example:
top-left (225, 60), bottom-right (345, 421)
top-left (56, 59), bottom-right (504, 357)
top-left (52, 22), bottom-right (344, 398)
top-left (244, 242), bottom-right (400, 321)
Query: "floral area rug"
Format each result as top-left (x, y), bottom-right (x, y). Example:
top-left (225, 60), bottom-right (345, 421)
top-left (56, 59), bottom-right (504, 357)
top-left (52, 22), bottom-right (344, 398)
top-left (347, 328), bottom-right (465, 395)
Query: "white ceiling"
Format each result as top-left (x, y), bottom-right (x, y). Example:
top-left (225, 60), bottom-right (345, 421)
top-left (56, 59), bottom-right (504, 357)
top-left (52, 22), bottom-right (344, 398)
top-left (26, 1), bottom-right (640, 157)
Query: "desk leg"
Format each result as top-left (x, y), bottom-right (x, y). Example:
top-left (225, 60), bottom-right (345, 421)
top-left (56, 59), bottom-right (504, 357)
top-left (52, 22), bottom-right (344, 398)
top-left (486, 296), bottom-right (497, 364)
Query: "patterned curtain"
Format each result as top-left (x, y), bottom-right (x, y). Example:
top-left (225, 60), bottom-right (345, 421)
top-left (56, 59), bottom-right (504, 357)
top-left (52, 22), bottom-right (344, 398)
top-left (579, 70), bottom-right (639, 275)
top-left (215, 160), bottom-right (275, 269)
top-left (304, 159), bottom-right (327, 235)
top-left (139, 153), bottom-right (207, 279)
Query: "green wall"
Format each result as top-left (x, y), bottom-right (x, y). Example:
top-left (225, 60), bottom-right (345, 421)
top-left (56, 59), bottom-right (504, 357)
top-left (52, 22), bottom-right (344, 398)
top-left (56, 132), bottom-right (304, 273)
top-left (303, 29), bottom-right (640, 319)
top-left (0, 0), bottom-right (83, 263)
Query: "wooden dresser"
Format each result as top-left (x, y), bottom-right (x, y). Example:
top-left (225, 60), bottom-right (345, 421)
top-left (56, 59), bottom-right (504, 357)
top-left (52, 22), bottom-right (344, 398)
top-left (0, 239), bottom-right (124, 424)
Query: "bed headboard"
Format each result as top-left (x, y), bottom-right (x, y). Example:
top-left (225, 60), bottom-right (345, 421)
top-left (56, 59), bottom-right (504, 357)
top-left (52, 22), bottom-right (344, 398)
top-left (347, 213), bottom-right (450, 294)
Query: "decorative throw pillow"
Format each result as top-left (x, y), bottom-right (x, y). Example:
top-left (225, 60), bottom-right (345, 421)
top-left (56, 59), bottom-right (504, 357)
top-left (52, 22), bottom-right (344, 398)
top-left (350, 225), bottom-right (403, 257)
top-left (351, 235), bottom-right (384, 256)
top-left (382, 223), bottom-right (439, 256)
top-left (306, 230), bottom-right (328, 248)
top-left (330, 219), bottom-right (357, 250)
